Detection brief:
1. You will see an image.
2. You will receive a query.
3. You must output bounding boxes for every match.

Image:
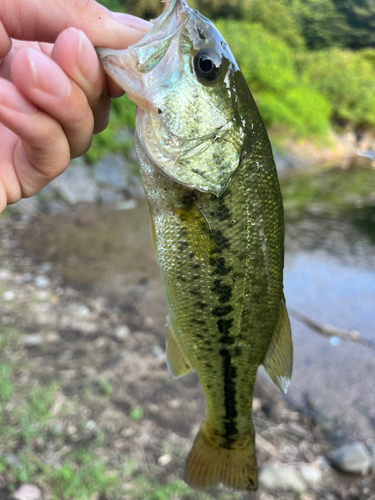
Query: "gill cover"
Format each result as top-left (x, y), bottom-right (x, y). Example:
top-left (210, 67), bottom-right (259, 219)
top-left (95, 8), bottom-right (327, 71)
top-left (97, 0), bottom-right (244, 196)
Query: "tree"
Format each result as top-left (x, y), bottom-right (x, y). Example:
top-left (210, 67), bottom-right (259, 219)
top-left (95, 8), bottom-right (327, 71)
top-left (332, 0), bottom-right (375, 48)
top-left (282, 0), bottom-right (351, 50)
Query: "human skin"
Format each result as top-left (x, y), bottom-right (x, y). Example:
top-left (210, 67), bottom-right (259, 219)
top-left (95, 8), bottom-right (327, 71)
top-left (0, 0), bottom-right (151, 212)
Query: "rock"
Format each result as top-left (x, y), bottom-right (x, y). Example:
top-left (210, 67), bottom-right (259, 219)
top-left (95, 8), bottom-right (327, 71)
top-left (127, 175), bottom-right (145, 199)
top-left (158, 454), bottom-right (172, 466)
top-left (113, 325), bottom-right (130, 341)
top-left (99, 189), bottom-right (124, 204)
top-left (259, 464), bottom-right (306, 493)
top-left (46, 201), bottom-right (69, 214)
top-left (328, 442), bottom-right (372, 475)
top-left (24, 334), bottom-right (42, 347)
top-left (299, 464), bottom-right (322, 486)
top-left (34, 275), bottom-right (50, 288)
top-left (12, 484), bottom-right (42, 500)
top-left (56, 165), bottom-right (98, 204)
top-left (94, 154), bottom-right (129, 190)
top-left (127, 146), bottom-right (138, 163)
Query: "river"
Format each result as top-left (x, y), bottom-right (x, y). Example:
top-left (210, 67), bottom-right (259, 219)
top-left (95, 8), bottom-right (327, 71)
top-left (20, 158), bottom-right (375, 443)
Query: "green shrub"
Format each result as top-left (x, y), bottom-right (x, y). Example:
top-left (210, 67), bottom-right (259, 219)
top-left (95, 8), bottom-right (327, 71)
top-left (258, 87), bottom-right (330, 136)
top-left (282, 0), bottom-right (350, 50)
top-left (86, 97), bottom-right (136, 163)
top-left (216, 21), bottom-right (297, 93)
top-left (360, 48), bottom-right (375, 68)
top-left (299, 49), bottom-right (375, 128)
top-left (216, 21), bottom-right (330, 137)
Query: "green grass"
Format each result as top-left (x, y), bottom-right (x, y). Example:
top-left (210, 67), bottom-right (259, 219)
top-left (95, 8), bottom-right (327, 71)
top-left (0, 328), bottom-right (121, 500)
top-left (129, 406), bottom-right (144, 421)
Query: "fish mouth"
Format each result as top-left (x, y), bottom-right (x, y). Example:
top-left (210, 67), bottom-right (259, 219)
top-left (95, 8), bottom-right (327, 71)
top-left (96, 0), bottom-right (190, 109)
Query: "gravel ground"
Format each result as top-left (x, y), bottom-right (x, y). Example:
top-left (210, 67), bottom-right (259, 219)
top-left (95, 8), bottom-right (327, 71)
top-left (0, 206), bottom-right (374, 500)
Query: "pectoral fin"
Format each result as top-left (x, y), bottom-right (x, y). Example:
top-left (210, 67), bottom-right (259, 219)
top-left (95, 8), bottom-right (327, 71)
top-left (150, 214), bottom-right (157, 254)
top-left (262, 298), bottom-right (293, 393)
top-left (166, 317), bottom-right (192, 378)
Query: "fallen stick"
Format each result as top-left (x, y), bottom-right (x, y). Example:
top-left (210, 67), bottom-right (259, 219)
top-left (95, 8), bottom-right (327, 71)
top-left (289, 309), bottom-right (374, 349)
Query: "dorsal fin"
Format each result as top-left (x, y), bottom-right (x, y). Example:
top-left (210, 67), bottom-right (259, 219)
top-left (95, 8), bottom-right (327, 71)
top-left (262, 298), bottom-right (293, 393)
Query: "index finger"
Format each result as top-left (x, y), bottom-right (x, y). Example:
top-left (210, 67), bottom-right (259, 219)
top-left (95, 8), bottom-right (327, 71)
top-left (0, 0), bottom-right (151, 49)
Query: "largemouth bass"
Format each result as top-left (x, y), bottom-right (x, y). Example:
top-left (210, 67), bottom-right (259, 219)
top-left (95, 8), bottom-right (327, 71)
top-left (97, 0), bottom-right (292, 491)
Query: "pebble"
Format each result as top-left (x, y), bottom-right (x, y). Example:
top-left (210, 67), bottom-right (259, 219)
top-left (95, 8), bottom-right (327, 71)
top-left (113, 325), bottom-right (130, 341)
top-left (328, 442), bottom-right (373, 475)
top-left (0, 269), bottom-right (12, 280)
top-left (153, 345), bottom-right (165, 358)
top-left (299, 464), bottom-right (322, 485)
top-left (32, 302), bottom-right (58, 326)
top-left (3, 290), bottom-right (16, 301)
top-left (24, 334), bottom-right (42, 347)
top-left (86, 420), bottom-right (96, 430)
top-left (140, 433), bottom-right (149, 443)
top-left (259, 464), bottom-right (306, 493)
top-left (12, 484), bottom-right (42, 500)
top-left (116, 200), bottom-right (137, 211)
top-left (158, 454), bottom-right (172, 466)
top-left (66, 303), bottom-right (91, 319)
top-left (67, 424), bottom-right (77, 436)
top-left (34, 275), bottom-right (50, 288)
top-left (7, 454), bottom-right (20, 468)
top-left (46, 331), bottom-right (61, 343)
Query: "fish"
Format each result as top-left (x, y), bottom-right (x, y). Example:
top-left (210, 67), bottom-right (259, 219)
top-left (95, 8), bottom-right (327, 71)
top-left (97, 0), bottom-right (292, 491)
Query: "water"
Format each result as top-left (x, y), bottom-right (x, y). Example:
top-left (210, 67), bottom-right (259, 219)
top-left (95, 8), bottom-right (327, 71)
top-left (282, 163), bottom-right (375, 440)
top-left (21, 160), bottom-right (375, 440)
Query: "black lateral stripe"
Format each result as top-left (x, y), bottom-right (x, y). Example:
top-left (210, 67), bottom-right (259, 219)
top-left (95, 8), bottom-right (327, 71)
top-left (219, 347), bottom-right (238, 438)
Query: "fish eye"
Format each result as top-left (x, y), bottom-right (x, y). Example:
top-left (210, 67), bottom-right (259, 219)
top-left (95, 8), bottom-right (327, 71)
top-left (193, 49), bottom-right (221, 81)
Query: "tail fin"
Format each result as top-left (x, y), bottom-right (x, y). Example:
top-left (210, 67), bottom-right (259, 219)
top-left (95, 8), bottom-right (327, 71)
top-left (184, 421), bottom-right (258, 491)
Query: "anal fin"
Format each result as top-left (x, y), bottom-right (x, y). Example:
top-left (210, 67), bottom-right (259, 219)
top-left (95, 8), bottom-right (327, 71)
top-left (166, 317), bottom-right (192, 378)
top-left (262, 298), bottom-right (293, 393)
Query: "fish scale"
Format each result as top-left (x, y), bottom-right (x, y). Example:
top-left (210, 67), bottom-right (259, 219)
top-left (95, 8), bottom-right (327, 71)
top-left (97, 0), bottom-right (292, 491)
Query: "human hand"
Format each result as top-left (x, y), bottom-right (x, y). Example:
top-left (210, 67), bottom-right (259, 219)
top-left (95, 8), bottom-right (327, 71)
top-left (0, 0), bottom-right (151, 212)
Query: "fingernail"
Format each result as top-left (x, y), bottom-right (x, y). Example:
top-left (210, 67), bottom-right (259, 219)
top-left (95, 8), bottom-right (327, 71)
top-left (28, 49), bottom-right (71, 99)
top-left (77, 30), bottom-right (100, 82)
top-left (112, 13), bottom-right (152, 33)
top-left (0, 81), bottom-right (37, 115)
